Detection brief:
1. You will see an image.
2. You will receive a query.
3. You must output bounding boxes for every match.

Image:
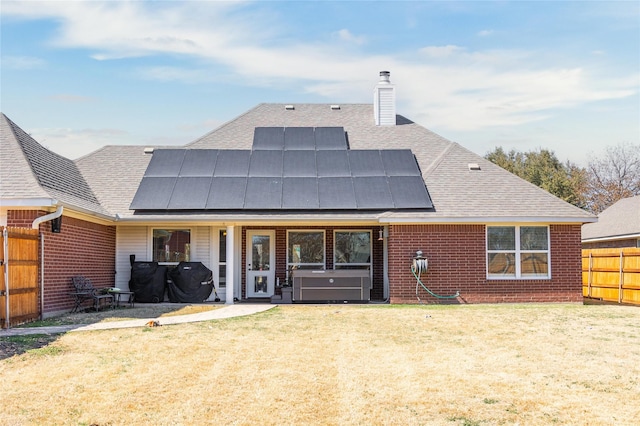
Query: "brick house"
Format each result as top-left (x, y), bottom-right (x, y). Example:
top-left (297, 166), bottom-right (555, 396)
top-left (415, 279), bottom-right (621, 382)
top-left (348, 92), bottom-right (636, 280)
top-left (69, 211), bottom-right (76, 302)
top-left (1, 72), bottom-right (596, 317)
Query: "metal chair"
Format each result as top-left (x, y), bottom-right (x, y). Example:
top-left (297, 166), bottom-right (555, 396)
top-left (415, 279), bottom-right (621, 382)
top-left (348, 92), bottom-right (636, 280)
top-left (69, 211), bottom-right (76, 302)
top-left (70, 276), bottom-right (114, 312)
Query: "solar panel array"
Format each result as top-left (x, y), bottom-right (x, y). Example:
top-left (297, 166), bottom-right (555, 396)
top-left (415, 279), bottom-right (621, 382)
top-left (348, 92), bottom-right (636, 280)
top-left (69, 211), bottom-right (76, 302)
top-left (130, 127), bottom-right (433, 211)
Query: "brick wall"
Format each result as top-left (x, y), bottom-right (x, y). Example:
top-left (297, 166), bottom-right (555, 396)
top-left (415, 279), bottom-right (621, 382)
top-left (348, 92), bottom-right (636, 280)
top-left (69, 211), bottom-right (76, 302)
top-left (388, 224), bottom-right (583, 304)
top-left (582, 238), bottom-right (639, 249)
top-left (7, 210), bottom-right (116, 315)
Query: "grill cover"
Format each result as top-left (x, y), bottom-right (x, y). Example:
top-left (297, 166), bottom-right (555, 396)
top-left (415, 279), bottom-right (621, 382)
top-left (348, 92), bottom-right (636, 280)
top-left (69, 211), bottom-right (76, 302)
top-left (129, 262), bottom-right (167, 303)
top-left (167, 262), bottom-right (214, 303)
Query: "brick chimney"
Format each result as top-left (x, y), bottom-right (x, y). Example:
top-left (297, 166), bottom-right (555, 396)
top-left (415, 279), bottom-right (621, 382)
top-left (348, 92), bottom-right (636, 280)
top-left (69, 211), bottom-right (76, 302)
top-left (373, 71), bottom-right (396, 126)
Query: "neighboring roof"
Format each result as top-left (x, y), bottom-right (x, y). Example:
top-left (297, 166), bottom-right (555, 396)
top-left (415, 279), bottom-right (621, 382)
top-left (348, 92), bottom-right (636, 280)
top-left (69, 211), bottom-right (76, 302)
top-left (0, 113), bottom-right (110, 216)
top-left (4, 103), bottom-right (596, 223)
top-left (131, 127), bottom-right (433, 211)
top-left (582, 196), bottom-right (640, 241)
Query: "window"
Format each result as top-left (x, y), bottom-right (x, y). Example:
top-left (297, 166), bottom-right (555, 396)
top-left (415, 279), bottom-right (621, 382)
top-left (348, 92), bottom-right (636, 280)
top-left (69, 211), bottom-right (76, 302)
top-left (334, 230), bottom-right (371, 270)
top-left (153, 229), bottom-right (191, 263)
top-left (487, 226), bottom-right (549, 279)
top-left (287, 231), bottom-right (325, 272)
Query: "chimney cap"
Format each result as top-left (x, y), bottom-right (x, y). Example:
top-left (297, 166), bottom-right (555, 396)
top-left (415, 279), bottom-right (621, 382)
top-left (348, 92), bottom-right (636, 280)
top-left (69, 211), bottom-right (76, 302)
top-left (379, 71), bottom-right (391, 82)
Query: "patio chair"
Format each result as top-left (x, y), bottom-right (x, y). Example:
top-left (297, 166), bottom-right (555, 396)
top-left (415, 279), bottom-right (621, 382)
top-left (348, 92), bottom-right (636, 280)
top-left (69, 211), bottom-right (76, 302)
top-left (70, 276), bottom-right (114, 312)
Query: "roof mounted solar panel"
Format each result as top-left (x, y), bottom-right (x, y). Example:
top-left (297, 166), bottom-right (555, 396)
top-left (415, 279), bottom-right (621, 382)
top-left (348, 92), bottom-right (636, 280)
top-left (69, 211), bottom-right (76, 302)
top-left (129, 177), bottom-right (177, 209)
top-left (244, 177), bottom-right (283, 209)
top-left (253, 127), bottom-right (285, 150)
top-left (283, 177), bottom-right (319, 208)
top-left (318, 177), bottom-right (356, 209)
top-left (315, 127), bottom-right (347, 150)
top-left (353, 176), bottom-right (394, 209)
top-left (388, 176), bottom-right (433, 209)
top-left (284, 151), bottom-right (316, 177)
top-left (144, 149), bottom-right (185, 177)
top-left (249, 150), bottom-right (283, 177)
top-left (284, 127), bottom-right (315, 150)
top-left (381, 150), bottom-right (421, 176)
top-left (213, 150), bottom-right (251, 177)
top-left (316, 150), bottom-right (350, 177)
top-left (348, 151), bottom-right (385, 176)
top-left (179, 149), bottom-right (218, 177)
top-left (167, 177), bottom-right (212, 209)
top-left (206, 177), bottom-right (247, 209)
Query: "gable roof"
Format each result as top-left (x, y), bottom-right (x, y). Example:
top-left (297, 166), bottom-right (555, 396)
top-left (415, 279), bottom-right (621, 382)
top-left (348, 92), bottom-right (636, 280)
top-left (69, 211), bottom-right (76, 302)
top-left (582, 196), bottom-right (640, 241)
top-left (4, 104), bottom-right (596, 224)
top-left (1, 113), bottom-right (110, 216)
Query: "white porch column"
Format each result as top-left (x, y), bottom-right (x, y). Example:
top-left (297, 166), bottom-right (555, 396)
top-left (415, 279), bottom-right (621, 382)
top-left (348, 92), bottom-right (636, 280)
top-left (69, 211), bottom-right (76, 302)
top-left (225, 225), bottom-right (235, 304)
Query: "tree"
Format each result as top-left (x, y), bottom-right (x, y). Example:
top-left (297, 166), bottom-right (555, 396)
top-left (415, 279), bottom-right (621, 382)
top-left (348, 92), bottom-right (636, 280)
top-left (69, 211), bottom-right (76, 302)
top-left (584, 142), bottom-right (640, 214)
top-left (485, 147), bottom-right (588, 209)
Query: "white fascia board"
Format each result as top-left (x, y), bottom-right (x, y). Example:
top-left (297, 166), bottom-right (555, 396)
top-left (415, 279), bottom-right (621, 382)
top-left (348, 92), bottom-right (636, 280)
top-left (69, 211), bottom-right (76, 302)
top-left (582, 233), bottom-right (640, 243)
top-left (379, 216), bottom-right (598, 225)
top-left (0, 198), bottom-right (58, 207)
top-left (114, 213), bottom-right (382, 226)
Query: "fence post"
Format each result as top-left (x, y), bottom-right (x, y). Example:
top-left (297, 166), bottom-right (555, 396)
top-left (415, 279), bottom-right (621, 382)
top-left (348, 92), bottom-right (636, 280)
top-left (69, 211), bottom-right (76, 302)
top-left (619, 250), bottom-right (624, 304)
top-left (587, 252), bottom-right (593, 297)
top-left (3, 227), bottom-right (9, 329)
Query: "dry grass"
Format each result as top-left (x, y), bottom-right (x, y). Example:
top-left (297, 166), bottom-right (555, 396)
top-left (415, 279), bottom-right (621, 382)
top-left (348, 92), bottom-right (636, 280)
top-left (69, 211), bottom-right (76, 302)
top-left (19, 303), bottom-right (219, 327)
top-left (1, 303), bottom-right (639, 425)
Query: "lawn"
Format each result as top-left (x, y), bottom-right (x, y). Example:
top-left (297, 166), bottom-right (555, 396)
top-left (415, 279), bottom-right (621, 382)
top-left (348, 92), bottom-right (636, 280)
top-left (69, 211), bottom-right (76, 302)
top-left (1, 303), bottom-right (639, 425)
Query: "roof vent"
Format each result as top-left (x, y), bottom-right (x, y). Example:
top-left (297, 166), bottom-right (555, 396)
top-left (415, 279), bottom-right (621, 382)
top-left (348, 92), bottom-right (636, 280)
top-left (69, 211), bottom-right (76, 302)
top-left (468, 163), bottom-right (481, 171)
top-left (330, 105), bottom-right (341, 110)
top-left (144, 147), bottom-right (154, 154)
top-left (285, 105), bottom-right (295, 110)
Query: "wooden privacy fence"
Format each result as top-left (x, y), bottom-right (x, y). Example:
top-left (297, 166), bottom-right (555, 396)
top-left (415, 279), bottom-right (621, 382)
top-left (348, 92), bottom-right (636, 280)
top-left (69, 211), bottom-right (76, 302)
top-left (1, 227), bottom-right (40, 328)
top-left (582, 248), bottom-right (640, 306)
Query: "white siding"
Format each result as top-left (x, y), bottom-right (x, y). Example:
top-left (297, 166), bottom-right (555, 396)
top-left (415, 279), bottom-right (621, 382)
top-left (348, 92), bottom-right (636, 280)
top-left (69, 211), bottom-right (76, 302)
top-left (376, 87), bottom-right (396, 126)
top-left (193, 226), bottom-right (212, 269)
top-left (115, 225), bottom-right (213, 290)
top-left (115, 226), bottom-right (148, 289)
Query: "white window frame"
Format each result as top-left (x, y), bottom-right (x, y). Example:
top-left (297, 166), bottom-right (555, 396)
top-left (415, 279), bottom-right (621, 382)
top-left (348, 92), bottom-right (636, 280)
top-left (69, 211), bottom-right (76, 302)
top-left (211, 228), bottom-right (227, 289)
top-left (286, 230), bottom-right (326, 275)
top-left (149, 227), bottom-right (194, 266)
top-left (486, 225), bottom-right (551, 280)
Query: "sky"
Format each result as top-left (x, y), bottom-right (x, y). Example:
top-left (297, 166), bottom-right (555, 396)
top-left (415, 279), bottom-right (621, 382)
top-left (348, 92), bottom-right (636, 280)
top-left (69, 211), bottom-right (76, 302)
top-left (1, 1), bottom-right (638, 165)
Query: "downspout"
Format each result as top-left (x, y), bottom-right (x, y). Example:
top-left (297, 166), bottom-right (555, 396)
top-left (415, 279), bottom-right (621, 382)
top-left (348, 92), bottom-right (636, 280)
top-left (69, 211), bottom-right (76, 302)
top-left (32, 206), bottom-right (64, 230)
top-left (383, 225), bottom-right (390, 302)
top-left (32, 206), bottom-right (63, 320)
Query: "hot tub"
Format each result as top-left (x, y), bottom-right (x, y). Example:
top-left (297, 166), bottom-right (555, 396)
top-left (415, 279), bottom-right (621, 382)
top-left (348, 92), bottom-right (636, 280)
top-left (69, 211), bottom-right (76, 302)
top-left (291, 269), bottom-right (371, 302)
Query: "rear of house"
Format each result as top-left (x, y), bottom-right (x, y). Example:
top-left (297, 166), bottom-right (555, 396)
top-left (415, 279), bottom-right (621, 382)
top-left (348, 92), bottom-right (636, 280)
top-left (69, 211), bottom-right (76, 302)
top-left (1, 72), bottom-right (596, 318)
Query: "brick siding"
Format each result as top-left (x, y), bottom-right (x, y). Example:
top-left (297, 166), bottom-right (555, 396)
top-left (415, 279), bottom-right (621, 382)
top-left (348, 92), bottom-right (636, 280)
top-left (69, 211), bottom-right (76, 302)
top-left (582, 238), bottom-right (639, 249)
top-left (7, 210), bottom-right (116, 315)
top-left (388, 224), bottom-right (583, 304)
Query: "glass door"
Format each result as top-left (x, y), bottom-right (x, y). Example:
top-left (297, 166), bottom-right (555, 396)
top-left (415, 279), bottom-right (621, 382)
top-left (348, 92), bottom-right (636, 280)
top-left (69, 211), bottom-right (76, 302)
top-left (246, 230), bottom-right (275, 298)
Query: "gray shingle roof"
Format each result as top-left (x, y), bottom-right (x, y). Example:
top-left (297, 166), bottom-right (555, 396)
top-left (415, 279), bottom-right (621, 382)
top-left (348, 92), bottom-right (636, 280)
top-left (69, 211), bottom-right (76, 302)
top-left (4, 104), bottom-right (596, 223)
top-left (1, 113), bottom-right (109, 216)
top-left (582, 196), bottom-right (640, 241)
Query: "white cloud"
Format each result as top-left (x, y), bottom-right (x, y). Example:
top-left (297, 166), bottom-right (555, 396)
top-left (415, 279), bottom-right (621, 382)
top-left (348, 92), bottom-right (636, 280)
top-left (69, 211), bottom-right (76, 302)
top-left (420, 45), bottom-right (465, 58)
top-left (3, 1), bottom-right (637, 135)
top-left (2, 55), bottom-right (46, 69)
top-left (333, 29), bottom-right (367, 45)
top-left (30, 127), bottom-right (130, 159)
top-left (477, 29), bottom-right (494, 37)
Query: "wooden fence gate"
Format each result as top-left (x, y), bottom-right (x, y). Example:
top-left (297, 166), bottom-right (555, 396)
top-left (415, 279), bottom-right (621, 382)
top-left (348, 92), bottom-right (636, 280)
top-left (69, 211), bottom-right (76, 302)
top-left (582, 248), bottom-right (640, 306)
top-left (1, 227), bottom-right (40, 328)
